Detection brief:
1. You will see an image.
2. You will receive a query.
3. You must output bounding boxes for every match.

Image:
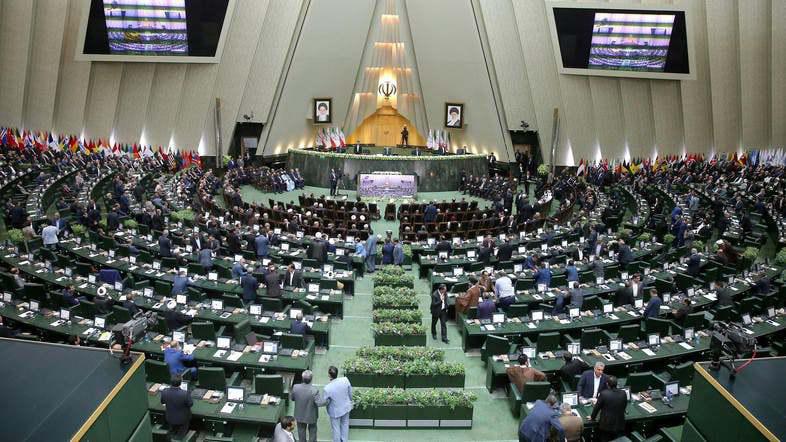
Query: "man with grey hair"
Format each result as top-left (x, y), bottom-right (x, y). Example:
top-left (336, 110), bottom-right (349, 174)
top-left (291, 370), bottom-right (318, 442)
top-left (558, 401), bottom-right (583, 441)
top-left (519, 393), bottom-right (563, 442)
top-left (577, 361), bottom-right (608, 402)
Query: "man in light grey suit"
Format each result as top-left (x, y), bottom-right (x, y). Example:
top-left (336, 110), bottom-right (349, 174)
top-left (291, 370), bottom-right (318, 442)
top-left (316, 366), bottom-right (353, 442)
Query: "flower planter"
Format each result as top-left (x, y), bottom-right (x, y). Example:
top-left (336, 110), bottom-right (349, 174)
top-left (373, 405), bottom-right (408, 428)
top-left (403, 334), bottom-right (427, 346)
top-left (349, 406), bottom-right (374, 428)
top-left (376, 374), bottom-right (406, 388)
top-left (374, 333), bottom-right (425, 346)
top-left (439, 406), bottom-right (474, 428)
top-left (346, 372), bottom-right (378, 388)
top-left (406, 405), bottom-right (440, 428)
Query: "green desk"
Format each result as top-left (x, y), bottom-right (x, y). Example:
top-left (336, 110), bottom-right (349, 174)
top-left (147, 387), bottom-right (284, 426)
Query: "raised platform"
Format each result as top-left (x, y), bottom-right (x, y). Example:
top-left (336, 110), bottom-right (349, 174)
top-left (287, 148), bottom-right (488, 192)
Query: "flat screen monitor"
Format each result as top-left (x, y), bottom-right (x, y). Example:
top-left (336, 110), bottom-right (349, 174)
top-left (211, 299), bottom-right (223, 310)
top-left (531, 310), bottom-right (544, 321)
top-left (323, 264), bottom-right (333, 273)
top-left (308, 283), bottom-right (320, 293)
top-left (172, 330), bottom-right (185, 343)
top-left (281, 243), bottom-right (290, 251)
top-left (262, 341), bottom-right (278, 354)
top-left (665, 381), bottom-right (679, 397)
top-left (684, 327), bottom-right (694, 341)
top-left (336, 248), bottom-right (345, 256)
top-left (144, 287), bottom-right (154, 297)
top-left (427, 238), bottom-right (436, 246)
top-left (635, 299), bottom-right (644, 309)
top-left (289, 308), bottom-right (303, 320)
top-left (492, 313), bottom-right (505, 323)
top-left (453, 267), bottom-right (464, 276)
top-left (60, 308), bottom-right (71, 321)
top-left (2, 293), bottom-right (12, 302)
top-left (438, 251), bottom-right (448, 260)
top-left (249, 304), bottom-right (262, 315)
top-left (514, 264), bottom-right (523, 273)
top-left (609, 339), bottom-right (622, 351)
top-left (567, 342), bottom-right (581, 354)
top-left (648, 334), bottom-right (661, 346)
top-left (88, 275), bottom-right (97, 284)
top-left (562, 393), bottom-right (578, 406)
top-left (521, 347), bottom-right (536, 359)
top-left (78, 0), bottom-right (235, 63)
top-left (569, 307), bottom-right (580, 318)
top-left (742, 313), bottom-right (752, 325)
top-left (217, 336), bottom-right (231, 349)
top-left (226, 386), bottom-right (244, 402)
top-left (94, 317), bottom-right (106, 329)
top-left (467, 250), bottom-right (476, 259)
top-left (176, 294), bottom-right (187, 304)
top-left (603, 303), bottom-right (613, 313)
top-left (30, 300), bottom-right (40, 312)
top-left (208, 272), bottom-right (218, 281)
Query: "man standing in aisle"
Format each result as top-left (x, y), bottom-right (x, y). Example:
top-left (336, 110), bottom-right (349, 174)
top-left (365, 233), bottom-right (378, 273)
top-left (316, 366), bottom-right (353, 442)
top-left (431, 284), bottom-right (450, 343)
top-left (329, 169), bottom-right (338, 196)
top-left (291, 370), bottom-right (318, 442)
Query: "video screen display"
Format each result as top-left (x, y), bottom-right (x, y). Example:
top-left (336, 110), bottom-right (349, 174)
top-left (103, 0), bottom-right (188, 55)
top-left (553, 7), bottom-right (689, 75)
top-left (82, 0), bottom-right (230, 60)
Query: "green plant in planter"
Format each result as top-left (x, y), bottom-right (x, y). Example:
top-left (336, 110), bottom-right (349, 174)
top-left (617, 228), bottom-right (632, 240)
top-left (123, 219), bottom-right (138, 230)
top-left (71, 224), bottom-right (86, 237)
top-left (372, 293), bottom-right (419, 309)
top-left (98, 218), bottom-right (108, 230)
top-left (775, 248), bottom-right (786, 266)
top-left (537, 164), bottom-right (549, 176)
top-left (663, 233), bottom-right (675, 245)
top-left (373, 286), bottom-right (416, 297)
top-left (376, 265), bottom-right (405, 276)
top-left (742, 247), bottom-right (759, 263)
top-left (638, 232), bottom-right (652, 243)
top-left (692, 239), bottom-right (704, 251)
top-left (171, 209), bottom-right (195, 222)
top-left (372, 272), bottom-right (414, 288)
top-left (402, 243), bottom-right (412, 259)
top-left (371, 322), bottom-right (426, 335)
top-left (372, 309), bottom-right (422, 324)
top-left (355, 346), bottom-right (445, 361)
top-left (6, 228), bottom-right (25, 244)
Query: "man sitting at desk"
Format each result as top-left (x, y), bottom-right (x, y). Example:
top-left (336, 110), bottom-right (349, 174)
top-left (198, 247), bottom-right (213, 271)
top-left (506, 353), bottom-right (546, 396)
top-left (291, 312), bottom-right (311, 335)
top-left (577, 362), bottom-right (608, 402)
top-left (559, 352), bottom-right (589, 388)
top-left (494, 271), bottom-right (516, 309)
top-left (687, 248), bottom-right (701, 276)
top-left (171, 270), bottom-right (193, 295)
top-left (164, 341), bottom-right (197, 379)
top-left (122, 292), bottom-right (140, 317)
top-left (477, 292), bottom-right (496, 320)
top-left (160, 376), bottom-right (193, 439)
top-left (435, 235), bottom-right (452, 257)
top-left (231, 258), bottom-right (248, 279)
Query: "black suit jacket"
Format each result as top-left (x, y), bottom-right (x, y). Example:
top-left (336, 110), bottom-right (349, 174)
top-left (308, 241), bottom-right (327, 265)
top-left (161, 387), bottom-right (193, 425)
top-left (264, 272), bottom-right (282, 298)
top-left (497, 243), bottom-right (513, 262)
top-left (430, 290), bottom-right (448, 316)
top-left (559, 358), bottom-right (590, 384)
top-left (283, 270), bottom-right (304, 288)
top-left (591, 388), bottom-right (628, 433)
top-left (615, 287), bottom-right (634, 307)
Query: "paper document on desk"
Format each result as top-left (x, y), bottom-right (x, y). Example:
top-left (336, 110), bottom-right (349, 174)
top-left (213, 350), bottom-right (227, 358)
top-left (678, 342), bottom-right (694, 350)
top-left (219, 402), bottom-right (237, 414)
top-left (183, 344), bottom-right (196, 354)
top-left (321, 295), bottom-right (329, 301)
top-left (642, 349), bottom-right (656, 356)
top-left (638, 402), bottom-right (657, 413)
top-left (617, 352), bottom-right (632, 360)
top-left (227, 351), bottom-right (243, 361)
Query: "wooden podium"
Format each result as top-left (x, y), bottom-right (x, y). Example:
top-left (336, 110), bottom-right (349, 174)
top-left (346, 103), bottom-right (425, 147)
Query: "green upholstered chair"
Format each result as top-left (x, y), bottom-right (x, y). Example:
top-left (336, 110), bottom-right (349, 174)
top-left (280, 333), bottom-right (305, 350)
top-left (191, 321), bottom-right (218, 341)
top-left (198, 367), bottom-right (228, 391)
top-left (626, 371), bottom-right (666, 393)
top-left (580, 328), bottom-right (610, 349)
top-left (145, 359), bottom-right (172, 384)
top-left (481, 334), bottom-right (512, 362)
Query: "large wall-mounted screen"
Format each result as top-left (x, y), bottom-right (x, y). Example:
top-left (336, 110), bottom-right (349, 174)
top-left (547, 3), bottom-right (694, 80)
top-left (78, 0), bottom-right (234, 63)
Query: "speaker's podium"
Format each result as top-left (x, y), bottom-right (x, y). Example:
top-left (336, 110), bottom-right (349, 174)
top-left (684, 358), bottom-right (785, 441)
top-left (0, 338), bottom-right (150, 442)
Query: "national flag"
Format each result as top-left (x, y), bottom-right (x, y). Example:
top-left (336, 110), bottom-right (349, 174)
top-left (576, 159), bottom-right (586, 176)
top-left (426, 129), bottom-right (433, 149)
top-left (192, 150), bottom-right (202, 168)
top-left (339, 128), bottom-right (346, 147)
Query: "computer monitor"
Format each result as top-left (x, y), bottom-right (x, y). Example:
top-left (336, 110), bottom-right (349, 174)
top-left (541, 244), bottom-right (548, 251)
top-left (514, 264), bottom-right (523, 273)
top-left (438, 251), bottom-right (448, 260)
top-left (173, 331), bottom-right (186, 343)
top-left (60, 308), bottom-right (70, 321)
top-left (65, 267), bottom-right (73, 277)
top-left (296, 231), bottom-right (304, 239)
top-left (768, 306), bottom-right (776, 318)
top-left (728, 275), bottom-right (735, 284)
top-left (568, 281), bottom-right (576, 289)
top-left (2, 292), bottom-right (11, 302)
top-left (453, 267), bottom-right (464, 276)
top-left (562, 393), bottom-right (578, 407)
top-left (290, 309), bottom-right (303, 320)
top-left (742, 313), bottom-right (752, 325)
top-left (281, 243), bottom-right (290, 251)
top-left (622, 386), bottom-right (631, 400)
top-left (88, 275), bottom-right (96, 284)
top-left (664, 381), bottom-right (680, 397)
top-left (249, 304), bottom-right (262, 316)
top-left (178, 267), bottom-right (188, 275)
top-left (569, 307), bottom-right (580, 318)
top-left (684, 327), bottom-right (694, 341)
top-left (427, 238), bottom-right (436, 246)
top-left (226, 386), bottom-right (244, 403)
top-left (518, 246), bottom-right (526, 254)
top-left (662, 293), bottom-right (671, 304)
top-left (176, 294), bottom-right (187, 304)
top-left (621, 272), bottom-right (628, 281)
top-left (94, 317), bottom-right (106, 329)
top-left (152, 261), bottom-right (161, 270)
top-left (208, 272), bottom-right (218, 281)
top-left (234, 254), bottom-right (243, 263)
top-left (129, 256), bottom-right (136, 264)
top-left (211, 299), bottom-right (224, 311)
top-left (648, 334), bottom-right (661, 346)
top-left (603, 303), bottom-right (613, 314)
top-left (262, 341), bottom-right (278, 354)
top-left (114, 281), bottom-right (123, 291)
top-left (492, 313), bottom-right (505, 323)
top-left (635, 299), bottom-right (644, 309)
top-left (537, 283), bottom-right (547, 293)
top-left (531, 310), bottom-right (544, 321)
top-left (484, 266), bottom-right (494, 275)
top-left (143, 287), bottom-right (153, 298)
top-left (346, 235), bottom-right (355, 244)
top-left (467, 250), bottom-right (476, 259)
top-left (29, 300), bottom-right (39, 312)
top-left (323, 264), bottom-right (333, 273)
top-left (521, 347), bottom-right (536, 359)
top-left (499, 233), bottom-right (506, 241)
top-left (293, 261), bottom-right (302, 270)
top-left (452, 237), bottom-right (461, 245)
top-left (687, 288), bottom-right (695, 297)
top-left (476, 235), bottom-right (484, 243)
top-left (274, 228), bottom-right (281, 235)
top-left (262, 259), bottom-right (271, 266)
top-left (217, 336), bottom-right (231, 349)
top-left (596, 276), bottom-right (604, 284)
top-left (308, 283), bottom-right (319, 293)
top-left (609, 339), bottom-right (622, 352)
top-left (336, 248), bottom-right (345, 256)
top-left (567, 342), bottom-right (581, 355)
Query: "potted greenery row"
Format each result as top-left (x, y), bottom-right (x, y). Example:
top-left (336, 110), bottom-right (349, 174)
top-left (371, 292), bottom-right (419, 310)
top-left (371, 322), bottom-right (427, 346)
top-left (350, 389), bottom-right (476, 426)
top-left (355, 346), bottom-right (444, 361)
top-left (343, 357), bottom-right (465, 388)
top-left (372, 271), bottom-right (414, 288)
top-left (372, 309), bottom-right (422, 324)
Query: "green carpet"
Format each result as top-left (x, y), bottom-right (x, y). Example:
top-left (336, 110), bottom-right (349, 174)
top-left (240, 184), bottom-right (520, 441)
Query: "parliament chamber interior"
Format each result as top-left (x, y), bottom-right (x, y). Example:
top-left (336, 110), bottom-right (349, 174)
top-left (1, 0), bottom-right (785, 441)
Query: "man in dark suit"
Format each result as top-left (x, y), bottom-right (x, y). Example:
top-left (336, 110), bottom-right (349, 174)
top-left (423, 202), bottom-right (438, 223)
top-left (716, 280), bottom-right (735, 306)
top-left (687, 248), bottom-right (701, 276)
top-left (589, 375), bottom-right (628, 441)
top-left (284, 263), bottom-right (304, 289)
top-left (264, 263), bottom-right (282, 298)
top-left (329, 169), bottom-right (338, 196)
top-left (292, 370), bottom-right (319, 442)
top-left (477, 245), bottom-right (492, 264)
top-left (159, 230), bottom-right (172, 257)
top-left (642, 289), bottom-right (662, 318)
top-left (190, 232), bottom-right (205, 252)
top-left (240, 273), bottom-right (259, 304)
top-left (435, 235), bottom-right (452, 257)
top-left (430, 284), bottom-right (449, 343)
top-left (577, 362), bottom-right (608, 401)
top-left (496, 237), bottom-right (513, 262)
top-left (308, 236), bottom-right (328, 265)
top-left (559, 352), bottom-right (590, 387)
top-left (291, 312), bottom-right (311, 335)
top-left (617, 239), bottom-right (633, 269)
top-left (160, 376), bottom-right (193, 438)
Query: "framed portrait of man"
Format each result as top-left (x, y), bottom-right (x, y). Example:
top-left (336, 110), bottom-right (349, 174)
top-left (313, 98), bottom-right (332, 124)
top-left (445, 103), bottom-right (463, 128)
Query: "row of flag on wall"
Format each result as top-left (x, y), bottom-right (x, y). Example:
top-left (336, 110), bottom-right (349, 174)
top-left (315, 127), bottom-right (346, 148)
top-left (574, 149), bottom-right (786, 177)
top-left (0, 126), bottom-right (202, 169)
top-left (426, 129), bottom-right (450, 150)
